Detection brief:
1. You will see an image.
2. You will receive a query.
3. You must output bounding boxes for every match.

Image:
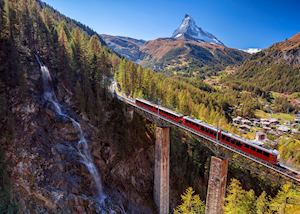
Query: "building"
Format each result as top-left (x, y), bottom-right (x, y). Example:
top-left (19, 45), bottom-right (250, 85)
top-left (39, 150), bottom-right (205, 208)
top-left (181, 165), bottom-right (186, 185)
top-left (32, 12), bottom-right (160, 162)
top-left (269, 118), bottom-right (279, 125)
top-left (233, 116), bottom-right (242, 125)
top-left (239, 124), bottom-right (251, 132)
top-left (278, 125), bottom-right (290, 133)
top-left (255, 131), bottom-right (267, 142)
top-left (262, 126), bottom-right (271, 131)
top-left (241, 119), bottom-right (252, 126)
top-left (261, 121), bottom-right (271, 127)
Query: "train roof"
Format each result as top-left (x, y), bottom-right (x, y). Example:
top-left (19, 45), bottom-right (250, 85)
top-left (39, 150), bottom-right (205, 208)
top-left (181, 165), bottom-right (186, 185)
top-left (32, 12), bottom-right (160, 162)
top-left (183, 116), bottom-right (218, 132)
top-left (136, 98), bottom-right (158, 108)
top-left (221, 131), bottom-right (278, 155)
top-left (158, 106), bottom-right (183, 117)
top-left (136, 98), bottom-right (183, 117)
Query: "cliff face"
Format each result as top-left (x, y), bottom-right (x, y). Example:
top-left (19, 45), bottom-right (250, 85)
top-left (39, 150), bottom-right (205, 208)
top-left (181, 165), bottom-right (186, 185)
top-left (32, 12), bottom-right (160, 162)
top-left (2, 54), bottom-right (211, 213)
top-left (2, 54), bottom-right (156, 213)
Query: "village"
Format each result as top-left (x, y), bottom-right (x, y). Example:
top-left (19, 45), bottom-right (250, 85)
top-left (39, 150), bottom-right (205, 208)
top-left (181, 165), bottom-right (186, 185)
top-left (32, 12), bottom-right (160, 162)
top-left (233, 113), bottom-right (300, 146)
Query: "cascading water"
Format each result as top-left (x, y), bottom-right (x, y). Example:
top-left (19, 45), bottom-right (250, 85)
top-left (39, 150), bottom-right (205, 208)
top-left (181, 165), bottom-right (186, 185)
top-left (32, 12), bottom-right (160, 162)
top-left (36, 55), bottom-right (105, 202)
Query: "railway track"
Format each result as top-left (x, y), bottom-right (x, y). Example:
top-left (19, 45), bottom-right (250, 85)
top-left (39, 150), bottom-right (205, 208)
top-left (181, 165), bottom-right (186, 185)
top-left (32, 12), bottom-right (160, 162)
top-left (117, 94), bottom-right (300, 184)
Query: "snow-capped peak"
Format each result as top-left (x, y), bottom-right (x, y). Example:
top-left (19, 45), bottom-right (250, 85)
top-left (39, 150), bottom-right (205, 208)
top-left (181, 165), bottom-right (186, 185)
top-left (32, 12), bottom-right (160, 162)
top-left (172, 14), bottom-right (224, 46)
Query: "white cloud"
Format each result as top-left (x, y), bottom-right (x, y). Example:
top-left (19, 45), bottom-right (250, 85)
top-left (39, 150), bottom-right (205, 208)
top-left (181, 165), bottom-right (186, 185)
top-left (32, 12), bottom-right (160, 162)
top-left (240, 48), bottom-right (262, 54)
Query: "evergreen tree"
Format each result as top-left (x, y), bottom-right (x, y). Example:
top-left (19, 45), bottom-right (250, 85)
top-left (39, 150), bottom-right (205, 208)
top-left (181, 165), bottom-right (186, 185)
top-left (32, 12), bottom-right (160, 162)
top-left (174, 187), bottom-right (205, 214)
top-left (224, 178), bottom-right (257, 214)
top-left (256, 191), bottom-right (269, 214)
top-left (269, 183), bottom-right (300, 214)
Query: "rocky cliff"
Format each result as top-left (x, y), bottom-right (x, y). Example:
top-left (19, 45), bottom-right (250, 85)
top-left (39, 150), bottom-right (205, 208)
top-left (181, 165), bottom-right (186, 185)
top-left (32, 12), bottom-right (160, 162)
top-left (1, 52), bottom-right (214, 213)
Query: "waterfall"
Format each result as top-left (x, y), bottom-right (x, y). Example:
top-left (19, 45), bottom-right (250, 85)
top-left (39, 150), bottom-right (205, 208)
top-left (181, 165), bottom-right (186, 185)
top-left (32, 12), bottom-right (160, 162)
top-left (36, 56), bottom-right (105, 201)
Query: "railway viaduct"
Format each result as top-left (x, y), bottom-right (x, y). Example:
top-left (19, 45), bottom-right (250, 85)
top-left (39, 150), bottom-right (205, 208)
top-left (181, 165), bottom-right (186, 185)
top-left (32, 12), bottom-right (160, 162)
top-left (120, 95), bottom-right (299, 214)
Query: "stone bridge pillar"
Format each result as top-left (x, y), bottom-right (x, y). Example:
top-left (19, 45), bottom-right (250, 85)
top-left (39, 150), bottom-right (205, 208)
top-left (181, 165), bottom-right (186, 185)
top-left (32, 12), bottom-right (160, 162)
top-left (205, 156), bottom-right (228, 214)
top-left (154, 126), bottom-right (170, 214)
top-left (125, 106), bottom-right (134, 122)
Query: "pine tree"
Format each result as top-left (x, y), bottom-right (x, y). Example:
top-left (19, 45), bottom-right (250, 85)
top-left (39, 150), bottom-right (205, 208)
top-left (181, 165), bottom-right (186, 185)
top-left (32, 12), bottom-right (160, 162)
top-left (174, 187), bottom-right (205, 214)
top-left (256, 191), bottom-right (269, 214)
top-left (224, 178), bottom-right (248, 214)
top-left (269, 183), bottom-right (300, 214)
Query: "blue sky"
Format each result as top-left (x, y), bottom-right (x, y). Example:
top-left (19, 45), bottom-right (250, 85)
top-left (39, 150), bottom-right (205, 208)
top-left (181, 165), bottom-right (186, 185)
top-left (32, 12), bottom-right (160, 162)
top-left (43, 0), bottom-right (300, 49)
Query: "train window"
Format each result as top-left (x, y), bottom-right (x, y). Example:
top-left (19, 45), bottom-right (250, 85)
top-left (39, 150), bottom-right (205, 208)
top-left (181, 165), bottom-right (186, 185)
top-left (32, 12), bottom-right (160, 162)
top-left (257, 149), bottom-right (262, 154)
top-left (221, 135), bottom-right (225, 139)
top-left (263, 152), bottom-right (269, 157)
top-left (250, 146), bottom-right (256, 151)
top-left (236, 141), bottom-right (242, 147)
top-left (245, 144), bottom-right (250, 148)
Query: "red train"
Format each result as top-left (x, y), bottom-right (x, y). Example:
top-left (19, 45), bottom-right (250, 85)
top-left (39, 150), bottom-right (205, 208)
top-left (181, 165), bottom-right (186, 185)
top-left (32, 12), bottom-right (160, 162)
top-left (136, 98), bottom-right (279, 165)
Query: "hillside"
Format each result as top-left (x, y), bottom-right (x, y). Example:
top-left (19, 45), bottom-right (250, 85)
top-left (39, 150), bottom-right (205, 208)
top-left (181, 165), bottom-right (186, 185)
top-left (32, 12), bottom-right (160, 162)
top-left (227, 32), bottom-right (300, 93)
top-left (101, 34), bottom-right (146, 61)
top-left (139, 38), bottom-right (248, 76)
top-left (0, 0), bottom-right (159, 212)
top-left (101, 15), bottom-right (249, 76)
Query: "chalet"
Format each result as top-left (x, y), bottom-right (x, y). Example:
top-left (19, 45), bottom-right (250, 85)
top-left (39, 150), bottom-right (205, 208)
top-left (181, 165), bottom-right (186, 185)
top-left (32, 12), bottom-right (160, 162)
top-left (278, 125), bottom-right (290, 133)
top-left (241, 119), bottom-right (252, 126)
top-left (269, 118), bottom-right (279, 125)
top-left (255, 131), bottom-right (267, 142)
top-left (262, 126), bottom-right (271, 131)
top-left (239, 124), bottom-right (251, 132)
top-left (233, 116), bottom-right (242, 124)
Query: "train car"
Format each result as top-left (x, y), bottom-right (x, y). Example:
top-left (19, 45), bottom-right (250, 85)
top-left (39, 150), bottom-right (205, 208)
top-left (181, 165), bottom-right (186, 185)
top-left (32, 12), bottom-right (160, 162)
top-left (135, 97), bottom-right (278, 165)
top-left (182, 116), bottom-right (218, 139)
top-left (136, 98), bottom-right (158, 113)
top-left (220, 131), bottom-right (278, 164)
top-left (136, 98), bottom-right (183, 123)
top-left (158, 106), bottom-right (183, 123)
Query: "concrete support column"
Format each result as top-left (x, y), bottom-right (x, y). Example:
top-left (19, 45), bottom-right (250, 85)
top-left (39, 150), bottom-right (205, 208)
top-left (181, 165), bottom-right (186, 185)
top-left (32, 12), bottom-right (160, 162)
top-left (126, 106), bottom-right (134, 122)
top-left (154, 127), bottom-right (170, 214)
top-left (205, 156), bottom-right (228, 214)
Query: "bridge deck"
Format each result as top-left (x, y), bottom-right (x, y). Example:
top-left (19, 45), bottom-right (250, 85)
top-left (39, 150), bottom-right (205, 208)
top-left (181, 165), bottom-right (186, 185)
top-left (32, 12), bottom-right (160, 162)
top-left (117, 94), bottom-right (300, 183)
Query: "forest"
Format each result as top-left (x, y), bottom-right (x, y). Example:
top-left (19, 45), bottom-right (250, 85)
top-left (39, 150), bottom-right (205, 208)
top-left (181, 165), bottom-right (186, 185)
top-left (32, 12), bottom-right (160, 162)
top-left (174, 179), bottom-right (300, 214)
top-left (114, 59), bottom-right (280, 134)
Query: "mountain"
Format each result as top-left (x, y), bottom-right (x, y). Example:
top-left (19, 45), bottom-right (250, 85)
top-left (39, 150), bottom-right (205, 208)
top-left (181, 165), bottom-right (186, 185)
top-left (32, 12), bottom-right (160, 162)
top-left (101, 34), bottom-right (146, 61)
top-left (172, 14), bottom-right (223, 45)
top-left (139, 38), bottom-right (249, 75)
top-left (101, 14), bottom-right (248, 76)
top-left (228, 32), bottom-right (300, 93)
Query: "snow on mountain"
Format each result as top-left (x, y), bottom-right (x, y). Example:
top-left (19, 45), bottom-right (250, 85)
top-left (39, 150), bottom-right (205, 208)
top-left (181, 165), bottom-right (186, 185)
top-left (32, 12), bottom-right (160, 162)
top-left (172, 14), bottom-right (224, 46)
top-left (241, 48), bottom-right (262, 54)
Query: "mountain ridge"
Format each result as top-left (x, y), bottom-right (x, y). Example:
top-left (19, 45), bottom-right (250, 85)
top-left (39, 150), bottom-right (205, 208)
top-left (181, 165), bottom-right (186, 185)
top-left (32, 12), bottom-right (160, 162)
top-left (227, 32), bottom-right (300, 93)
top-left (172, 14), bottom-right (224, 45)
top-left (101, 14), bottom-right (248, 75)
